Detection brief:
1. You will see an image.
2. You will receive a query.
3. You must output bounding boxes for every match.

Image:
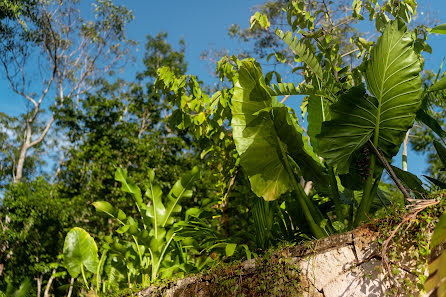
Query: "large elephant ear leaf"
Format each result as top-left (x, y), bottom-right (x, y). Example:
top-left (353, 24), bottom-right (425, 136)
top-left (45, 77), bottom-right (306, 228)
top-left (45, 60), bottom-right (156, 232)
top-left (317, 87), bottom-right (375, 174)
top-left (63, 227), bottom-right (99, 278)
top-left (231, 59), bottom-right (327, 201)
top-left (317, 20), bottom-right (422, 173)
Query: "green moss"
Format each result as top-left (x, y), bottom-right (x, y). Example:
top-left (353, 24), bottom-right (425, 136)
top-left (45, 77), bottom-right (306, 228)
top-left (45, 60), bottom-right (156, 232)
top-left (110, 191), bottom-right (446, 297)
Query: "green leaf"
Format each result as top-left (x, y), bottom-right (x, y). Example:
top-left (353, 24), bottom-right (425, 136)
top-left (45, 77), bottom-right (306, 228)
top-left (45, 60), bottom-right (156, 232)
top-left (434, 140), bottom-right (446, 169)
top-left (431, 23), bottom-right (446, 34)
top-left (146, 183), bottom-right (165, 239)
top-left (416, 109), bottom-right (446, 139)
top-left (317, 88), bottom-right (374, 174)
top-left (239, 244), bottom-right (252, 260)
top-left (225, 243), bottom-right (237, 257)
top-left (428, 76), bottom-right (446, 92)
top-left (425, 211), bottom-right (446, 295)
top-left (424, 175), bottom-right (446, 189)
top-left (425, 250), bottom-right (446, 297)
top-left (318, 20), bottom-right (422, 173)
top-left (275, 29), bottom-right (323, 80)
top-left (163, 166), bottom-right (200, 227)
top-left (390, 166), bottom-right (427, 199)
top-left (307, 95), bottom-right (330, 153)
top-left (92, 201), bottom-right (118, 218)
top-left (269, 82), bottom-right (326, 97)
top-left (431, 211), bottom-right (446, 249)
top-left (231, 59), bottom-right (327, 200)
top-left (115, 168), bottom-right (143, 205)
top-left (4, 278), bottom-right (32, 297)
top-left (63, 227), bottom-right (99, 278)
top-left (272, 104), bottom-right (330, 193)
top-left (250, 12), bottom-right (270, 30)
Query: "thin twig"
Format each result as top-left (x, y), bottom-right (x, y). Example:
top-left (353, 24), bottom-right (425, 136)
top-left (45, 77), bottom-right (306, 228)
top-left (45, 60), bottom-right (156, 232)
top-left (280, 95), bottom-right (291, 104)
top-left (367, 140), bottom-right (411, 201)
top-left (341, 48), bottom-right (360, 58)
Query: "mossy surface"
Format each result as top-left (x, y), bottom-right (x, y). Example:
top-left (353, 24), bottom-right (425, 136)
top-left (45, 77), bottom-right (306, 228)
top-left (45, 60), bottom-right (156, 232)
top-left (110, 192), bottom-right (446, 297)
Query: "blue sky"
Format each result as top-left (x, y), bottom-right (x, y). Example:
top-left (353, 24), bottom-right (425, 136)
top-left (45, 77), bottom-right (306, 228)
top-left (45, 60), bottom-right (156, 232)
top-left (1, 0), bottom-right (445, 177)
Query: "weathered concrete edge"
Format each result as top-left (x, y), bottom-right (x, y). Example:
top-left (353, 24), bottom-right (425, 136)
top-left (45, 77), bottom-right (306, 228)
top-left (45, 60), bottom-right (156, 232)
top-left (137, 226), bottom-right (378, 297)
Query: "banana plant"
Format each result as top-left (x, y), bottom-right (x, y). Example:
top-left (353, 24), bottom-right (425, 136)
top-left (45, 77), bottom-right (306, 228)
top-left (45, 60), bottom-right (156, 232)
top-left (92, 166), bottom-right (199, 287)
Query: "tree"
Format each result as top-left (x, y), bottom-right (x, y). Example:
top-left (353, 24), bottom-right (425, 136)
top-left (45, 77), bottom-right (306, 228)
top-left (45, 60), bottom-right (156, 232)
top-left (53, 33), bottom-right (202, 231)
top-left (0, 178), bottom-right (80, 296)
top-left (0, 0), bottom-right (134, 183)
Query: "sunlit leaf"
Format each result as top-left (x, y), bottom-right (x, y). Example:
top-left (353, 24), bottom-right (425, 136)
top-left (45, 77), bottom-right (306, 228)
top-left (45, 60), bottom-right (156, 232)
top-left (318, 20), bottom-right (422, 173)
top-left (63, 227), bottom-right (99, 278)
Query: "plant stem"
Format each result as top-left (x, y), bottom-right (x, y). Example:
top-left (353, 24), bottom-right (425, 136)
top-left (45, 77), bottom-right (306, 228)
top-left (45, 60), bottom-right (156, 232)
top-left (328, 166), bottom-right (344, 222)
top-left (354, 153), bottom-right (376, 227)
top-left (132, 235), bottom-right (146, 287)
top-left (402, 129), bottom-right (410, 171)
top-left (367, 140), bottom-right (411, 201)
top-left (80, 265), bottom-right (90, 291)
top-left (277, 137), bottom-right (326, 238)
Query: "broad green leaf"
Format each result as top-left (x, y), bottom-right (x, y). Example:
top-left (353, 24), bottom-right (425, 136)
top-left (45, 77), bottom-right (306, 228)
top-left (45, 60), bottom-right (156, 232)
top-left (431, 23), bottom-right (446, 34)
top-left (231, 59), bottom-right (327, 201)
top-left (307, 95), bottom-right (330, 153)
top-left (63, 227), bottom-right (99, 278)
top-left (424, 175), bottom-right (446, 189)
top-left (239, 244), bottom-right (252, 260)
top-left (416, 109), bottom-right (446, 139)
top-left (4, 278), bottom-right (32, 297)
top-left (272, 104), bottom-right (330, 193)
top-left (275, 29), bottom-right (323, 80)
top-left (428, 76), bottom-right (446, 92)
top-left (425, 251), bottom-right (446, 297)
top-left (434, 141), bottom-right (446, 169)
top-left (390, 165), bottom-right (427, 199)
top-left (92, 201), bottom-right (115, 217)
top-left (163, 166), bottom-right (199, 227)
top-left (431, 211), bottom-right (446, 249)
top-left (425, 211), bottom-right (446, 296)
top-left (115, 168), bottom-right (143, 205)
top-left (317, 20), bottom-right (422, 173)
top-left (225, 243), bottom-right (237, 257)
top-left (146, 183), bottom-right (165, 239)
top-left (91, 200), bottom-right (123, 220)
top-left (317, 88), bottom-right (374, 174)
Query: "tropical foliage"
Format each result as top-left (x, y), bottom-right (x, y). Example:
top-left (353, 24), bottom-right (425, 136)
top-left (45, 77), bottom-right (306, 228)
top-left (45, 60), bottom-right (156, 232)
top-left (1, 0), bottom-right (446, 296)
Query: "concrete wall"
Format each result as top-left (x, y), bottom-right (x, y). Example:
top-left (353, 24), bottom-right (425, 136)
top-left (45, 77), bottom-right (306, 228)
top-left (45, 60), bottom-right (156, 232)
top-left (137, 226), bottom-right (428, 297)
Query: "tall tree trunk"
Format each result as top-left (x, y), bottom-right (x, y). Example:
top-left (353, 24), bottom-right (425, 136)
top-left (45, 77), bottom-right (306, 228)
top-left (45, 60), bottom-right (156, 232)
top-left (14, 116), bottom-right (54, 183)
top-left (14, 143), bottom-right (28, 183)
